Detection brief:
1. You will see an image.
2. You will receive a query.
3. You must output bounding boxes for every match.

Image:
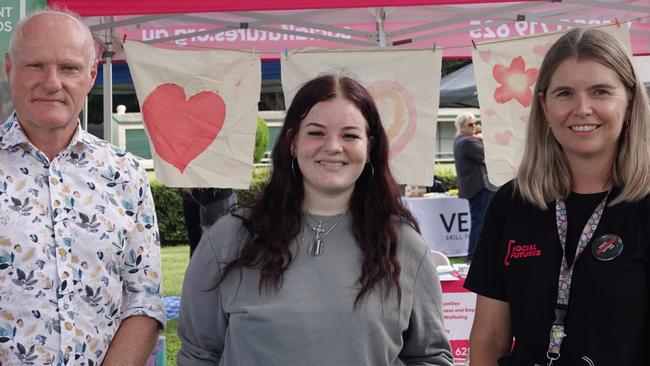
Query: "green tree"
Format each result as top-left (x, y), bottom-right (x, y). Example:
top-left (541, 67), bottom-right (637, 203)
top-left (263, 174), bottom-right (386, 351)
top-left (254, 116), bottom-right (270, 163)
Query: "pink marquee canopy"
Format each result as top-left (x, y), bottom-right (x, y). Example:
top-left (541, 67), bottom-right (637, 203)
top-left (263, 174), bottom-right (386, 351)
top-left (51, 0), bottom-right (650, 59)
top-left (52, 0), bottom-right (526, 16)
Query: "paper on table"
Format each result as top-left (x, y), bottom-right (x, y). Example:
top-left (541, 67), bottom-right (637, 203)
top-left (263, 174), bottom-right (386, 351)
top-left (423, 192), bottom-right (449, 198)
top-left (439, 273), bottom-right (460, 281)
top-left (437, 265), bottom-right (454, 272)
top-left (453, 263), bottom-right (470, 278)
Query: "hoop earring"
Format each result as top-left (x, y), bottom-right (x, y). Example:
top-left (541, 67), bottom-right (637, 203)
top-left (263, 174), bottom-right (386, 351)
top-left (291, 157), bottom-right (300, 179)
top-left (360, 161), bottom-right (375, 185)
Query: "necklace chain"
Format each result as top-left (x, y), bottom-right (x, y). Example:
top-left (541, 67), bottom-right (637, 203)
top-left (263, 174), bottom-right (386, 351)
top-left (304, 210), bottom-right (348, 256)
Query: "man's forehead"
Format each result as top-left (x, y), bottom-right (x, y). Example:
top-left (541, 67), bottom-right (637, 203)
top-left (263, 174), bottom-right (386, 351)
top-left (14, 15), bottom-right (90, 57)
top-left (25, 11), bottom-right (82, 28)
top-left (15, 43), bottom-right (88, 62)
top-left (19, 14), bottom-right (86, 43)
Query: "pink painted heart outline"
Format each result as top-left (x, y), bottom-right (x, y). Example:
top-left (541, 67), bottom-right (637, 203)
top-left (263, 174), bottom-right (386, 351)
top-left (494, 129), bottom-right (513, 145)
top-left (479, 50), bottom-right (492, 63)
top-left (533, 42), bottom-right (553, 58)
top-left (367, 80), bottom-right (417, 159)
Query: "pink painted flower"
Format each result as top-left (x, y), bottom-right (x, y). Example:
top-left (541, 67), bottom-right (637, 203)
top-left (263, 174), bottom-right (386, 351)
top-left (492, 56), bottom-right (539, 107)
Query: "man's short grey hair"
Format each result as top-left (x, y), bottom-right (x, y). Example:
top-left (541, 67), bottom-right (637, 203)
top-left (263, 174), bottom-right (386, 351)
top-left (454, 112), bottom-right (476, 133)
top-left (8, 7), bottom-right (97, 68)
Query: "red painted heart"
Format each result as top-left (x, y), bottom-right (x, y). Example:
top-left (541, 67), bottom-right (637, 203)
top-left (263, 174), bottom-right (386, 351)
top-left (142, 83), bottom-right (226, 173)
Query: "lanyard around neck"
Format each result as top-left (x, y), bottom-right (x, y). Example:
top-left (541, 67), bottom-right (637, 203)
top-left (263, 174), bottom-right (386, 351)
top-left (546, 192), bottom-right (609, 365)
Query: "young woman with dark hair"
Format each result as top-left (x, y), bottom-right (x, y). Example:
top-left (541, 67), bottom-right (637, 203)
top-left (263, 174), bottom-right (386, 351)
top-left (178, 74), bottom-right (452, 365)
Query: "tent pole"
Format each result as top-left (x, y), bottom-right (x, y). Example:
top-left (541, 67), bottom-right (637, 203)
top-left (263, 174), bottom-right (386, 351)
top-left (102, 16), bottom-right (114, 143)
top-left (375, 8), bottom-right (386, 47)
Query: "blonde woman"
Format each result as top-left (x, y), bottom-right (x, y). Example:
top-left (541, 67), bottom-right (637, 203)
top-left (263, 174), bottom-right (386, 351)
top-left (466, 28), bottom-right (650, 366)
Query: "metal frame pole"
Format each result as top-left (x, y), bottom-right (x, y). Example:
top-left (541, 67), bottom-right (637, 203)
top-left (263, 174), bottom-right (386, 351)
top-left (102, 16), bottom-right (114, 143)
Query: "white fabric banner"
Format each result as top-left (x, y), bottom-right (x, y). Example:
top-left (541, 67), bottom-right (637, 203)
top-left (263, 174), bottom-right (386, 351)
top-left (281, 47), bottom-right (442, 186)
top-left (123, 41), bottom-right (261, 188)
top-left (471, 25), bottom-right (632, 186)
top-left (402, 196), bottom-right (470, 257)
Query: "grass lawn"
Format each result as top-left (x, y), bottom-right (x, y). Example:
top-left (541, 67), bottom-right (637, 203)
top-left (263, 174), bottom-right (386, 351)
top-left (162, 245), bottom-right (190, 297)
top-left (162, 245), bottom-right (189, 365)
top-left (164, 319), bottom-right (180, 366)
top-left (449, 256), bottom-right (468, 265)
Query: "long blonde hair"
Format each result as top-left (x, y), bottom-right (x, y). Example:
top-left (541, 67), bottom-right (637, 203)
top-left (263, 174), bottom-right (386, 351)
top-left (515, 28), bottom-right (650, 209)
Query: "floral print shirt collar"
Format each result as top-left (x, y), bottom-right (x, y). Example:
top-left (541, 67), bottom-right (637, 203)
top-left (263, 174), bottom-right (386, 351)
top-left (0, 113), bottom-right (165, 366)
top-left (0, 113), bottom-right (93, 157)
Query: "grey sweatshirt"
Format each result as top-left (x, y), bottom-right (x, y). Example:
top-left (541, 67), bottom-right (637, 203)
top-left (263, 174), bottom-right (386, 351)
top-left (177, 213), bottom-right (453, 366)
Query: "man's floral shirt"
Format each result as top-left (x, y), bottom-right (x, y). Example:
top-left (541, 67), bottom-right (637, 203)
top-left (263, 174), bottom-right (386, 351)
top-left (0, 115), bottom-right (165, 365)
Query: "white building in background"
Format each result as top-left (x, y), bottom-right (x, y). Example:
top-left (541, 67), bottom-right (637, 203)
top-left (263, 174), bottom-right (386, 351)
top-left (110, 106), bottom-right (479, 170)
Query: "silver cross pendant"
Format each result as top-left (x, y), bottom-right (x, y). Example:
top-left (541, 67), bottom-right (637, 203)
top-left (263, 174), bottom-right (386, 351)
top-left (311, 225), bottom-right (325, 256)
top-left (313, 239), bottom-right (324, 256)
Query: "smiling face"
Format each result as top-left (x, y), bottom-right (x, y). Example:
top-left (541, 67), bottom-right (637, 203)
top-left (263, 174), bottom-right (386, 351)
top-left (6, 13), bottom-right (96, 140)
top-left (541, 58), bottom-right (630, 165)
top-left (292, 96), bottom-right (370, 204)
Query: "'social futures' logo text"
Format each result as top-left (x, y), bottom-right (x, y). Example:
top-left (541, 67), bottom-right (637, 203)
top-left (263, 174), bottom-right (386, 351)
top-left (504, 240), bottom-right (542, 266)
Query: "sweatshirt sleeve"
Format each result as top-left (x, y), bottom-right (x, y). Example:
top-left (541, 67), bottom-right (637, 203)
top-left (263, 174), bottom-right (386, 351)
top-left (399, 230), bottom-right (454, 366)
top-left (176, 225), bottom-right (230, 365)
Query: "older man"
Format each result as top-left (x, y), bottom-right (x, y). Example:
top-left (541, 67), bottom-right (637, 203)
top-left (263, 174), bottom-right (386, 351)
top-left (1, 9), bottom-right (164, 365)
top-left (453, 112), bottom-right (496, 261)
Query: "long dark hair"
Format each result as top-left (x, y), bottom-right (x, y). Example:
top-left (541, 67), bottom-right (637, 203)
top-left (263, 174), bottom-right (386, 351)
top-left (226, 74), bottom-right (419, 307)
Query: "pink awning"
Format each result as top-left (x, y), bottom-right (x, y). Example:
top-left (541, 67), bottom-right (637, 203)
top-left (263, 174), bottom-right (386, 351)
top-left (48, 0), bottom-right (650, 57)
top-left (50, 0), bottom-right (530, 16)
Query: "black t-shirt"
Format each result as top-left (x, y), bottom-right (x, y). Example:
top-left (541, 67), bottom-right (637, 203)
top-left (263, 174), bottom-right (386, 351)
top-left (465, 181), bottom-right (650, 366)
top-left (564, 191), bottom-right (608, 266)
